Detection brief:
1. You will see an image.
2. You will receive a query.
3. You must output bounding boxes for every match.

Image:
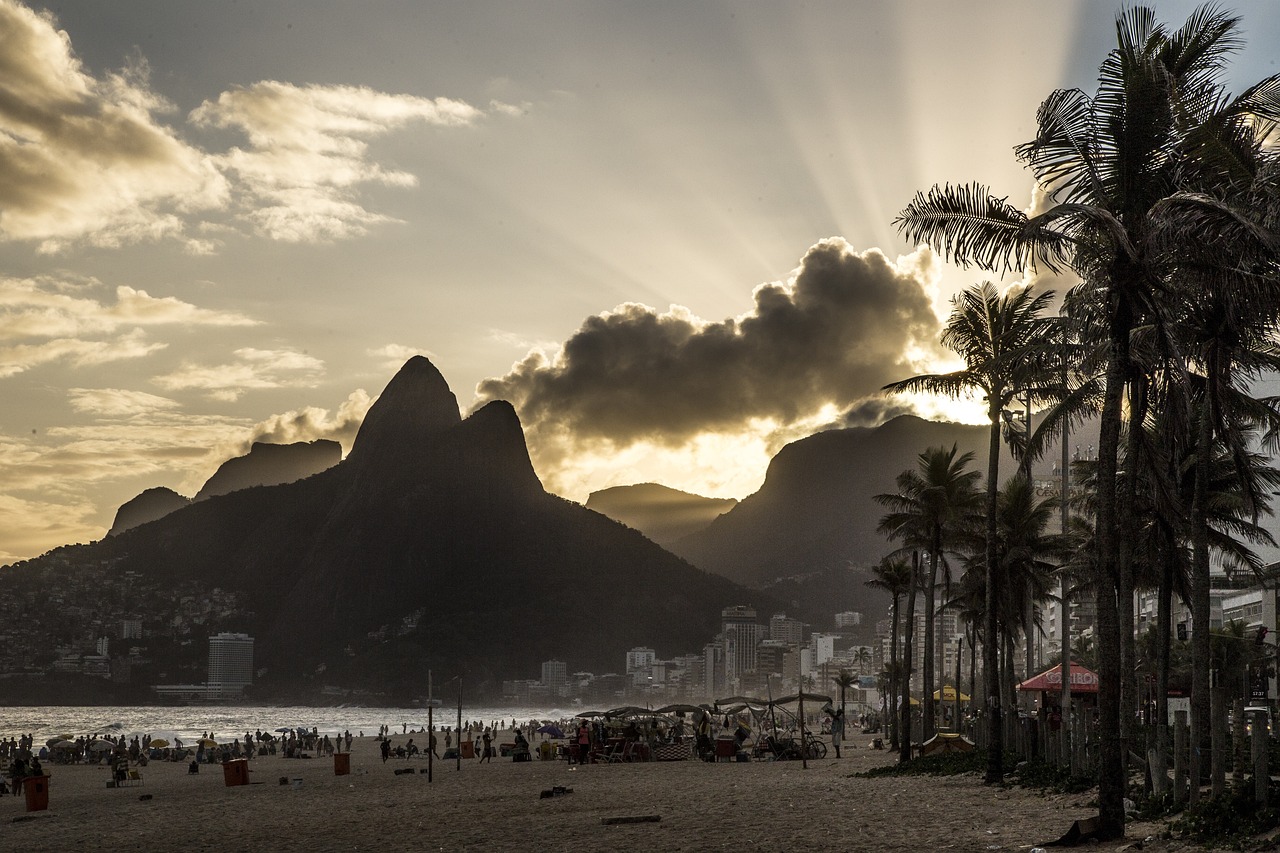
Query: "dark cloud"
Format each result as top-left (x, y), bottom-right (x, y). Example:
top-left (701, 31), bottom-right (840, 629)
top-left (478, 238), bottom-right (944, 446)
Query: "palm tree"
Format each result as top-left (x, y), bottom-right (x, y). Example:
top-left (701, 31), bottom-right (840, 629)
top-left (894, 6), bottom-right (1280, 826)
top-left (867, 556), bottom-right (913, 751)
top-left (875, 445), bottom-right (981, 747)
top-left (884, 281), bottom-right (1054, 782)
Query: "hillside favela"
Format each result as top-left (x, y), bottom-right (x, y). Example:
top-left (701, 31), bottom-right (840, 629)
top-left (3, 2), bottom-right (1280, 851)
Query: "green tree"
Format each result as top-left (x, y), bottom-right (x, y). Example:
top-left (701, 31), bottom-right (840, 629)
top-left (894, 6), bottom-right (1280, 827)
top-left (876, 444), bottom-right (981, 746)
top-left (884, 281), bottom-right (1053, 781)
top-left (867, 556), bottom-right (914, 751)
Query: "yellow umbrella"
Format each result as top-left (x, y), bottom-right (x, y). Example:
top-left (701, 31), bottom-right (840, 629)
top-left (149, 738), bottom-right (170, 748)
top-left (198, 738), bottom-right (218, 747)
top-left (933, 686), bottom-right (970, 702)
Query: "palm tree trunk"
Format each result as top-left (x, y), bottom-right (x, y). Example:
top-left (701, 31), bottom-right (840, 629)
top-left (984, 415), bottom-right (1003, 783)
top-left (1093, 289), bottom-right (1130, 832)
top-left (923, 539), bottom-right (939, 741)
top-left (889, 592), bottom-right (901, 751)
top-left (1154, 531), bottom-right (1173, 795)
top-left (1190, 394), bottom-right (1214, 798)
top-left (900, 551), bottom-right (920, 763)
top-left (1059, 380), bottom-right (1072, 758)
top-left (1117, 379), bottom-right (1148, 770)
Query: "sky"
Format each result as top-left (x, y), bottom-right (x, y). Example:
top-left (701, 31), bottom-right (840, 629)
top-left (3, 0), bottom-right (1279, 563)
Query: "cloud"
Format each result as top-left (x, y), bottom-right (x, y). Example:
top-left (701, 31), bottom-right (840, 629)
top-left (367, 343), bottom-right (434, 372)
top-left (475, 238), bottom-right (948, 500)
top-left (153, 347), bottom-right (325, 401)
top-left (479, 238), bottom-right (945, 445)
top-left (0, 275), bottom-right (258, 340)
top-left (0, 0), bottom-right (227, 252)
top-left (231, 388), bottom-right (373, 457)
top-left (0, 328), bottom-right (166, 378)
top-left (67, 388), bottom-right (180, 417)
top-left (190, 81), bottom-right (483, 242)
top-left (0, 2), bottom-right (500, 251)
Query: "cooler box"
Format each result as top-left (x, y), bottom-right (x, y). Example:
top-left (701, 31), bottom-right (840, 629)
top-left (715, 738), bottom-right (737, 761)
top-left (334, 752), bottom-right (350, 775)
top-left (459, 741), bottom-right (475, 759)
top-left (222, 758), bottom-right (249, 787)
top-left (23, 776), bottom-right (49, 812)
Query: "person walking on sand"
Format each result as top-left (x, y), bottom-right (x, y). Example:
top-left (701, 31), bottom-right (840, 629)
top-left (428, 730), bottom-right (440, 759)
top-left (380, 739), bottom-right (391, 763)
top-left (479, 729), bottom-right (492, 763)
top-left (576, 722), bottom-right (591, 765)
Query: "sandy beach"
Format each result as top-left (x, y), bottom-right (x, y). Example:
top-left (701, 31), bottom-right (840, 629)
top-left (3, 733), bottom-right (1214, 852)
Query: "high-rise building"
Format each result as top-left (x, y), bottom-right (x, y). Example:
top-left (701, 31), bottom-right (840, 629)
top-left (207, 632), bottom-right (254, 697)
top-left (769, 613), bottom-right (805, 646)
top-left (722, 606), bottom-right (765, 679)
top-left (625, 647), bottom-right (656, 674)
top-left (834, 611), bottom-right (862, 629)
top-left (541, 659), bottom-right (568, 696)
top-left (120, 619), bottom-right (143, 640)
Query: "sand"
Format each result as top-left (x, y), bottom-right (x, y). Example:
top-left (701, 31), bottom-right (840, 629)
top-left (5, 734), bottom-right (1211, 852)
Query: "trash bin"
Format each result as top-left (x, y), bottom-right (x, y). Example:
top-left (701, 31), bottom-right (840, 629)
top-left (222, 758), bottom-right (249, 787)
top-left (459, 740), bottom-right (475, 759)
top-left (334, 752), bottom-right (350, 775)
top-left (23, 775), bottom-right (49, 812)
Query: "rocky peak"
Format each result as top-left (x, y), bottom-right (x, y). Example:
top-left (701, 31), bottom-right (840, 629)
top-left (345, 356), bottom-right (463, 467)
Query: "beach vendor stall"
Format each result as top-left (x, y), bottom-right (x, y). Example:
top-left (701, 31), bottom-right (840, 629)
top-left (1018, 661), bottom-right (1100, 716)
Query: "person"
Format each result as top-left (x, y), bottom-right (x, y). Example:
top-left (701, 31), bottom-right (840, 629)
top-left (830, 708), bottom-right (845, 759)
top-left (428, 730), bottom-right (440, 759)
top-left (405, 738), bottom-right (418, 757)
top-left (479, 730), bottom-right (492, 763)
top-left (380, 739), bottom-right (391, 763)
top-left (576, 722), bottom-right (591, 765)
top-left (512, 728), bottom-right (530, 762)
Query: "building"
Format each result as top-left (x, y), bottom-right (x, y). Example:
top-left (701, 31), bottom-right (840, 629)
top-left (769, 613), bottom-right (805, 646)
top-left (625, 647), bottom-right (656, 674)
top-left (722, 606), bottom-right (765, 682)
top-left (834, 611), bottom-right (862, 629)
top-left (541, 659), bottom-right (568, 697)
top-left (207, 632), bottom-right (254, 697)
top-left (120, 619), bottom-right (143, 640)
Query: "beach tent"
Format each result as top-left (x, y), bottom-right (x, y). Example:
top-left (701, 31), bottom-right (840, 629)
top-left (1018, 662), bottom-right (1100, 694)
top-left (933, 686), bottom-right (970, 702)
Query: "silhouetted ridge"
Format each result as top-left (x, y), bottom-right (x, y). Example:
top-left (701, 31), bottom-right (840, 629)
top-left (195, 439), bottom-right (341, 501)
top-left (345, 355), bottom-right (461, 467)
top-left (108, 487), bottom-right (190, 536)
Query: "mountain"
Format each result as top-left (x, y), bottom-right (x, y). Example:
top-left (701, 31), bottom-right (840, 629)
top-left (585, 483), bottom-right (736, 547)
top-left (669, 414), bottom-right (1089, 587)
top-left (40, 356), bottom-right (773, 698)
top-left (194, 439), bottom-right (341, 501)
top-left (108, 487), bottom-right (190, 536)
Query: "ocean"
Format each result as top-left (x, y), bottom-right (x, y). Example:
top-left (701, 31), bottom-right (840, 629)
top-left (0, 704), bottom-right (576, 742)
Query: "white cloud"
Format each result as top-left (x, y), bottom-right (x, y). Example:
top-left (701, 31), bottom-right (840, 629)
top-left (0, 2), bottom-right (504, 251)
top-left (0, 276), bottom-right (259, 340)
top-left (67, 388), bottom-right (180, 417)
top-left (0, 328), bottom-right (166, 378)
top-left (191, 81), bottom-right (484, 242)
top-left (0, 1), bottom-right (227, 252)
top-left (367, 343), bottom-right (433, 371)
top-left (153, 347), bottom-right (325, 401)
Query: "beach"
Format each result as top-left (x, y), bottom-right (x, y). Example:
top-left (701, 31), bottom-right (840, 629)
top-left (5, 734), bottom-right (1210, 852)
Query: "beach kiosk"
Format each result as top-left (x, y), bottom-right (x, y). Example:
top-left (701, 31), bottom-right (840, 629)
top-left (1018, 662), bottom-right (1100, 715)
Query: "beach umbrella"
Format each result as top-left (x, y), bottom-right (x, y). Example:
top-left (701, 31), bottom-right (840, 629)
top-left (89, 739), bottom-right (116, 751)
top-left (536, 725), bottom-right (564, 738)
top-left (575, 711), bottom-right (606, 718)
top-left (198, 738), bottom-right (218, 747)
top-left (50, 739), bottom-right (77, 750)
top-left (148, 738), bottom-right (170, 748)
top-left (275, 727), bottom-right (292, 733)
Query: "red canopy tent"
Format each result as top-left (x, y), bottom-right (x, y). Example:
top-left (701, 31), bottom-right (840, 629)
top-left (1018, 662), bottom-right (1100, 694)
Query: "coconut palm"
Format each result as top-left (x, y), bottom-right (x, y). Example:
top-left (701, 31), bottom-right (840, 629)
top-left (875, 445), bottom-right (981, 746)
top-left (884, 281), bottom-right (1054, 781)
top-left (867, 556), bottom-right (914, 751)
top-left (894, 5), bottom-right (1280, 827)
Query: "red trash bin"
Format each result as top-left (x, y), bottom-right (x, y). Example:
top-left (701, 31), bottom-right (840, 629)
top-left (23, 775), bottom-right (49, 812)
top-left (222, 758), bottom-right (249, 787)
top-left (334, 752), bottom-right (350, 775)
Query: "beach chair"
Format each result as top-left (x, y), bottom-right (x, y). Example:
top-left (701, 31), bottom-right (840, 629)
top-left (118, 769), bottom-right (143, 787)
